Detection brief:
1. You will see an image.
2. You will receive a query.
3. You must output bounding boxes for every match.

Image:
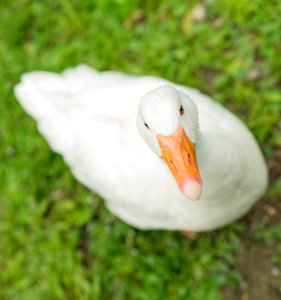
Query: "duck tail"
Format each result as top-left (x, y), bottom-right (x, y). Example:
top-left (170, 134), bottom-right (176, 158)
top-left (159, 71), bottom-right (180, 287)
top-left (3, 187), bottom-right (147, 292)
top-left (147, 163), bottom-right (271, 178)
top-left (14, 64), bottom-right (99, 156)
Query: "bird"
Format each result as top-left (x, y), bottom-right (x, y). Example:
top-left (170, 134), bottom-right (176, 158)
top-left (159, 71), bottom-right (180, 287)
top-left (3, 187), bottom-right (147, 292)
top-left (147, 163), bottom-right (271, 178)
top-left (14, 64), bottom-right (268, 233)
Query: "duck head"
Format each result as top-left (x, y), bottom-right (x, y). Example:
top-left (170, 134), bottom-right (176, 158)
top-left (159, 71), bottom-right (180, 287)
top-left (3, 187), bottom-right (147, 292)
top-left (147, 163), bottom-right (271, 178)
top-left (137, 85), bottom-right (203, 200)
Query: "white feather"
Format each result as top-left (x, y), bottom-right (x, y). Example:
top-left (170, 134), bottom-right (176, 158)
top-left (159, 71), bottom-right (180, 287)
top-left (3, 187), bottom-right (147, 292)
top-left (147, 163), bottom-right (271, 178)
top-left (14, 65), bottom-right (268, 231)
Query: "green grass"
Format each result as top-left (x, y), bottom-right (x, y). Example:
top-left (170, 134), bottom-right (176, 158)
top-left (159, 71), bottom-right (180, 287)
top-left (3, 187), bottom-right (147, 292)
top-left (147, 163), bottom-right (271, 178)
top-left (0, 0), bottom-right (280, 299)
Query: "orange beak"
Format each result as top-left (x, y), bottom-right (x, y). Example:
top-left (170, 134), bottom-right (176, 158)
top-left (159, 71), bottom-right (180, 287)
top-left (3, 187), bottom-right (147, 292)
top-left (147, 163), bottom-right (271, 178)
top-left (157, 126), bottom-right (203, 200)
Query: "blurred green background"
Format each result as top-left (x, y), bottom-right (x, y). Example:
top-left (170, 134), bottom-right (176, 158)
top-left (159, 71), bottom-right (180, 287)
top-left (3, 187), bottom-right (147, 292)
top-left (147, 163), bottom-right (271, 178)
top-left (0, 0), bottom-right (281, 299)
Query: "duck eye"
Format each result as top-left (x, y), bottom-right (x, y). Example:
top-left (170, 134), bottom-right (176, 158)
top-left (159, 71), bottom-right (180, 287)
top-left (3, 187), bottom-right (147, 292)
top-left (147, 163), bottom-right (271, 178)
top-left (179, 105), bottom-right (184, 116)
top-left (144, 122), bottom-right (150, 129)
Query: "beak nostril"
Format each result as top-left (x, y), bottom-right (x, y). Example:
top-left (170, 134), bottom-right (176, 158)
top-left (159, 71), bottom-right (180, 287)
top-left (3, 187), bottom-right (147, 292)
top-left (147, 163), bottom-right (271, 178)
top-left (188, 153), bottom-right (191, 165)
top-left (170, 160), bottom-right (178, 172)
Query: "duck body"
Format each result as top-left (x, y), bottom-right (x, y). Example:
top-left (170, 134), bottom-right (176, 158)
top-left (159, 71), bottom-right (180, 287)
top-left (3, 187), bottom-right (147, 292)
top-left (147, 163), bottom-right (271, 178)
top-left (14, 65), bottom-right (268, 231)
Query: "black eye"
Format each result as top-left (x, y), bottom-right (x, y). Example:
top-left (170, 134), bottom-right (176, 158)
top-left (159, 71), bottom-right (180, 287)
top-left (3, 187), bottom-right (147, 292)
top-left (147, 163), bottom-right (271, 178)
top-left (179, 105), bottom-right (184, 116)
top-left (144, 122), bottom-right (150, 129)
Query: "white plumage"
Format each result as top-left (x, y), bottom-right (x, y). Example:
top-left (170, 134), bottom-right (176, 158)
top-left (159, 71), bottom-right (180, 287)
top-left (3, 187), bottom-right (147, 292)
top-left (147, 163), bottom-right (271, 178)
top-left (14, 65), bottom-right (268, 231)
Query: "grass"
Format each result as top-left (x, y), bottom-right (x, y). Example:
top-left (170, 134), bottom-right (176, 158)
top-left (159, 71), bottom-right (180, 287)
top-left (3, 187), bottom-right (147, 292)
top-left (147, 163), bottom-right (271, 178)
top-left (0, 0), bottom-right (280, 299)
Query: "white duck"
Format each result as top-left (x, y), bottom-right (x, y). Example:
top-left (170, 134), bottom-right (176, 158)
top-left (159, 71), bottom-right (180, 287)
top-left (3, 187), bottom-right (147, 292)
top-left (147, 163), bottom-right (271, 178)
top-left (14, 65), bottom-right (268, 232)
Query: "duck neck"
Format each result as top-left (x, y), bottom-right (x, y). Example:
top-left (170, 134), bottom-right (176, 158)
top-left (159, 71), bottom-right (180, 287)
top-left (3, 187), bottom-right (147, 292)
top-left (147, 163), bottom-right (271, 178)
top-left (195, 131), bottom-right (207, 173)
